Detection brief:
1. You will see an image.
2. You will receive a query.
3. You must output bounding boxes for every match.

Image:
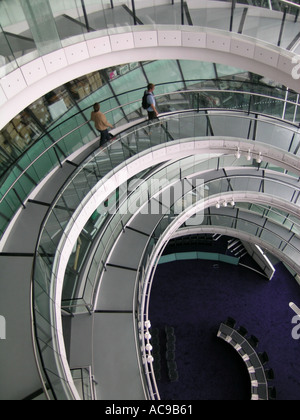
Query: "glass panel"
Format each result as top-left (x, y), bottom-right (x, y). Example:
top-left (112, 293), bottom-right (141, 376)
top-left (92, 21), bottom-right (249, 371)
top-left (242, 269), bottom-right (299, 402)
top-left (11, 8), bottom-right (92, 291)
top-left (180, 60), bottom-right (215, 84)
top-left (144, 61), bottom-right (183, 93)
top-left (22, 0), bottom-right (62, 56)
top-left (6, 1), bottom-right (299, 400)
top-left (14, 93), bottom-right (300, 399)
top-left (0, 0), bottom-right (299, 82)
top-left (2, 60), bottom-right (298, 182)
top-left (0, 4), bottom-right (29, 75)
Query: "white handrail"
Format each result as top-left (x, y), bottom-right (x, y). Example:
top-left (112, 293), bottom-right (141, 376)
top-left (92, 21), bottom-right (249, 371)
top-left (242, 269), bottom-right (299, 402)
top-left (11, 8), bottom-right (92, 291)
top-left (279, 0), bottom-right (300, 9)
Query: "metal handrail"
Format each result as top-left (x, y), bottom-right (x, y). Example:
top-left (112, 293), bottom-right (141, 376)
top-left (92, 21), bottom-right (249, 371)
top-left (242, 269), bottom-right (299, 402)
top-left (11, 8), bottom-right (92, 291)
top-left (279, 0), bottom-right (300, 9)
top-left (137, 182), bottom-right (300, 400)
top-left (0, 77), bottom-right (298, 184)
top-left (0, 121), bottom-right (88, 204)
top-left (23, 79), bottom-right (300, 144)
top-left (1, 88), bottom-right (299, 206)
top-left (32, 122), bottom-right (300, 400)
top-left (0, 0), bottom-right (299, 94)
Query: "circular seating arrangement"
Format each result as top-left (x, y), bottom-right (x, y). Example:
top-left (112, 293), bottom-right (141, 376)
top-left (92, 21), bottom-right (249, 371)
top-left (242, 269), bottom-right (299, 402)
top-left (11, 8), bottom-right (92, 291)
top-left (219, 317), bottom-right (276, 400)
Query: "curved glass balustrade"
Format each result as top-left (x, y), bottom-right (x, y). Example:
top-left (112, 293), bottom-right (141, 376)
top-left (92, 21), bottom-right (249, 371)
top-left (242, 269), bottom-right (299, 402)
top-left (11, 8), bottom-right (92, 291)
top-left (87, 165), bottom-right (300, 306)
top-left (132, 166), bottom-right (300, 399)
top-left (80, 157), bottom-right (300, 308)
top-left (1, 59), bottom-right (299, 181)
top-left (82, 155), bottom-right (300, 399)
top-left (1, 87), bottom-right (300, 240)
top-left (80, 155), bottom-right (300, 398)
top-left (34, 110), bottom-right (300, 293)
top-left (0, 59), bottom-right (256, 179)
top-left (0, 0), bottom-right (299, 78)
top-left (32, 109), bottom-right (300, 399)
top-left (0, 0), bottom-right (298, 393)
top-left (235, 202), bottom-right (300, 237)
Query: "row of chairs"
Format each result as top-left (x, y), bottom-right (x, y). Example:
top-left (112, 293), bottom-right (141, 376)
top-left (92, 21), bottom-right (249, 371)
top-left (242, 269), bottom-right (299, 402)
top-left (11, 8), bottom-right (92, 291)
top-left (225, 317), bottom-right (271, 364)
top-left (165, 326), bottom-right (179, 382)
top-left (151, 328), bottom-right (162, 381)
top-left (151, 326), bottom-right (179, 383)
top-left (224, 317), bottom-right (276, 400)
top-left (167, 360), bottom-right (179, 382)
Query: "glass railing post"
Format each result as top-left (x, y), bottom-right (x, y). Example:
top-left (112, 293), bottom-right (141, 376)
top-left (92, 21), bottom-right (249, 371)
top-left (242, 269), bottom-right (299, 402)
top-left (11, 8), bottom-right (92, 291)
top-left (230, 0), bottom-right (236, 32)
top-left (293, 94), bottom-right (299, 123)
top-left (0, 22), bottom-right (16, 64)
top-left (132, 0), bottom-right (138, 26)
top-left (277, 6), bottom-right (288, 47)
top-left (81, 0), bottom-right (92, 32)
top-left (248, 94), bottom-right (252, 115)
top-left (53, 146), bottom-right (63, 168)
top-left (12, 188), bottom-right (26, 210)
top-left (21, 0), bottom-right (62, 56)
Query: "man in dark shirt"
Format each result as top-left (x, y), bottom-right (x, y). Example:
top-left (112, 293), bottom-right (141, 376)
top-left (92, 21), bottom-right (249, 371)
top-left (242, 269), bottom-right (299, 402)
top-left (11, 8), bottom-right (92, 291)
top-left (146, 84), bottom-right (159, 120)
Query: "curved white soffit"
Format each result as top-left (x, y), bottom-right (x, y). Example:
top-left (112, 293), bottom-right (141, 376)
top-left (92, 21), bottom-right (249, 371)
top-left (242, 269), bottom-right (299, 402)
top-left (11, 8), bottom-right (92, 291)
top-left (0, 25), bottom-right (299, 130)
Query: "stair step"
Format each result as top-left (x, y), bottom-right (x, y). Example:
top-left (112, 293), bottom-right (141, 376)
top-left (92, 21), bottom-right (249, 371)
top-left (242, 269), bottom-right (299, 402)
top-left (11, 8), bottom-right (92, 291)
top-left (227, 239), bottom-right (240, 249)
top-left (232, 244), bottom-right (244, 253)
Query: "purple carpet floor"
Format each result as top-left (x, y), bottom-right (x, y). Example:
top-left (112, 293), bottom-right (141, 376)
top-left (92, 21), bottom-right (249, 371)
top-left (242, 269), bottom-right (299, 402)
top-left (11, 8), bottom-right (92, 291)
top-left (149, 260), bottom-right (300, 400)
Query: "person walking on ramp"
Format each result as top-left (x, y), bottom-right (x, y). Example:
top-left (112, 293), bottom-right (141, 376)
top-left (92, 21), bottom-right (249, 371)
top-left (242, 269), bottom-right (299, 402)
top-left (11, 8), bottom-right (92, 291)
top-left (143, 84), bottom-right (159, 120)
top-left (91, 103), bottom-right (114, 147)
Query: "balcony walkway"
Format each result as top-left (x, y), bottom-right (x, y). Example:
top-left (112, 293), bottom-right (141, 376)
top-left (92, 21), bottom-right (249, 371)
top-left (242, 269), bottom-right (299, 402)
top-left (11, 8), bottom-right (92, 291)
top-left (1, 109), bottom-right (300, 399)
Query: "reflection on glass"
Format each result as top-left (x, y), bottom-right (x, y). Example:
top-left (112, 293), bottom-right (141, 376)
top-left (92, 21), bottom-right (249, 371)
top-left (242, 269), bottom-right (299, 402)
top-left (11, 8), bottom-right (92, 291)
top-left (1, 59), bottom-right (299, 186)
top-left (0, 0), bottom-right (298, 78)
top-left (1, 99), bottom-right (299, 243)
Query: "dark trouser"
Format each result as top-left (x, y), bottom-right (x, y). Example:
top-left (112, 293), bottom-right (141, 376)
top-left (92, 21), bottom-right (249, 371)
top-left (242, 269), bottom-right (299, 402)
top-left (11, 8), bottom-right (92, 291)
top-left (148, 111), bottom-right (158, 121)
top-left (99, 129), bottom-right (111, 147)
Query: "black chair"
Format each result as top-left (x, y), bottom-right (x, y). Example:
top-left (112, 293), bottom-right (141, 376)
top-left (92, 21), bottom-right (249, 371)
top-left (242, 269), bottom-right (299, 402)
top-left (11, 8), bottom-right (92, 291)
top-left (225, 317), bottom-right (236, 328)
top-left (155, 371), bottom-right (161, 381)
top-left (268, 386), bottom-right (277, 400)
top-left (167, 360), bottom-right (177, 371)
top-left (238, 326), bottom-right (248, 337)
top-left (165, 326), bottom-right (175, 335)
top-left (151, 328), bottom-right (159, 340)
top-left (265, 368), bottom-right (275, 381)
top-left (259, 351), bottom-right (269, 366)
top-left (154, 364), bottom-right (161, 381)
top-left (166, 350), bottom-right (175, 361)
top-left (248, 335), bottom-right (259, 348)
top-left (166, 341), bottom-right (176, 351)
top-left (153, 350), bottom-right (161, 363)
top-left (167, 334), bottom-right (176, 344)
top-left (168, 368), bottom-right (179, 382)
top-left (151, 336), bottom-right (160, 347)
